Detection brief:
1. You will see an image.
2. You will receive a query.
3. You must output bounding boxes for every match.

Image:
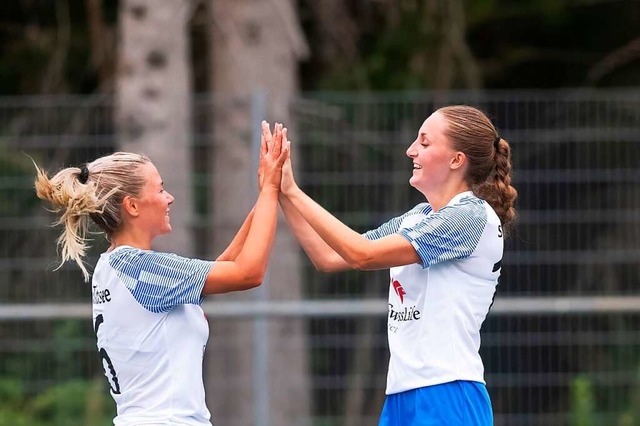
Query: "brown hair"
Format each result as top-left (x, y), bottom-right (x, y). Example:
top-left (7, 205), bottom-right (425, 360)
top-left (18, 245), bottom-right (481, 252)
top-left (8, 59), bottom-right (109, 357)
top-left (438, 105), bottom-right (517, 235)
top-left (33, 152), bottom-right (150, 280)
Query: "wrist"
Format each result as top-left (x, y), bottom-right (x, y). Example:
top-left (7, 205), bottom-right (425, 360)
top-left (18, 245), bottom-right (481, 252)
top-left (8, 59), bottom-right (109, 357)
top-left (260, 186), bottom-right (280, 196)
top-left (283, 185), bottom-right (301, 199)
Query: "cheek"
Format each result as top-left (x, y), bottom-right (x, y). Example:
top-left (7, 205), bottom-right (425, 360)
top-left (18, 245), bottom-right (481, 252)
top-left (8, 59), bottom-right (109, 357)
top-left (419, 152), bottom-right (451, 178)
top-left (428, 149), bottom-right (451, 166)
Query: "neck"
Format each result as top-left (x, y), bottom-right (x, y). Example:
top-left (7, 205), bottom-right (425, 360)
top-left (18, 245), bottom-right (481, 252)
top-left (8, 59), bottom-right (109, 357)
top-left (109, 229), bottom-right (153, 251)
top-left (425, 181), bottom-right (470, 212)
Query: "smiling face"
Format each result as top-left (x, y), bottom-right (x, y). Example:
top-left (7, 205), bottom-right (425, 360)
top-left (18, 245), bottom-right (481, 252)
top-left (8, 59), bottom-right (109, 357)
top-left (134, 162), bottom-right (174, 239)
top-left (406, 112), bottom-right (460, 196)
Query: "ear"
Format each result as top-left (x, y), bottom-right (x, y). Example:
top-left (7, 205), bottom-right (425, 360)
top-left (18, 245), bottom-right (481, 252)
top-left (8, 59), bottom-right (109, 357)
top-left (122, 195), bottom-right (140, 218)
top-left (450, 151), bottom-right (466, 171)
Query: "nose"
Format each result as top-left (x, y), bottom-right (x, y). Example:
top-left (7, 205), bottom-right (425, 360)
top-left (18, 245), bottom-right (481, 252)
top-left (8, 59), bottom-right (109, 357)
top-left (167, 192), bottom-right (175, 205)
top-left (406, 140), bottom-right (417, 158)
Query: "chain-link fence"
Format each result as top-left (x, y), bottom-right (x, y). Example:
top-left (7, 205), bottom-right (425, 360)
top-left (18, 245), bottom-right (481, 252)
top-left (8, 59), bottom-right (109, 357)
top-left (1, 89), bottom-right (639, 425)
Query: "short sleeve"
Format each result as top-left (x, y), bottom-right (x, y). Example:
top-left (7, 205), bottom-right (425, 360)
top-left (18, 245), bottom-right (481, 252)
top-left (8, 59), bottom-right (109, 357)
top-left (364, 203), bottom-right (432, 241)
top-left (108, 247), bottom-right (214, 313)
top-left (398, 201), bottom-right (487, 268)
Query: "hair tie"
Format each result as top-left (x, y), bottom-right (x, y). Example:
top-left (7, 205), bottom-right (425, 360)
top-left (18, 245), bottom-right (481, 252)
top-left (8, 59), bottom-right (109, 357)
top-left (493, 135), bottom-right (501, 150)
top-left (78, 164), bottom-right (89, 184)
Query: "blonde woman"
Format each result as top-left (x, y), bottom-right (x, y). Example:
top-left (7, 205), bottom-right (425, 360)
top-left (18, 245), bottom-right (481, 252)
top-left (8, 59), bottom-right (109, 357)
top-left (34, 123), bottom-right (289, 425)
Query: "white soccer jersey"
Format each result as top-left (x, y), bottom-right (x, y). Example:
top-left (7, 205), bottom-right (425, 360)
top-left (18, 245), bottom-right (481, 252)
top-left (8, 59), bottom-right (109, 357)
top-left (91, 245), bottom-right (214, 425)
top-left (364, 191), bottom-right (503, 395)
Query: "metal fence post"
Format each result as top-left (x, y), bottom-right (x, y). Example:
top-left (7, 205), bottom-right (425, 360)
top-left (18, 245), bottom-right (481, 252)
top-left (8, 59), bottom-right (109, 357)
top-left (251, 90), bottom-right (270, 426)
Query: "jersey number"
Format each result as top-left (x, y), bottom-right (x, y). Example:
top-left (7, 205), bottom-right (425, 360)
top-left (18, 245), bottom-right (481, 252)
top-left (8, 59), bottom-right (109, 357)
top-left (94, 314), bottom-right (122, 394)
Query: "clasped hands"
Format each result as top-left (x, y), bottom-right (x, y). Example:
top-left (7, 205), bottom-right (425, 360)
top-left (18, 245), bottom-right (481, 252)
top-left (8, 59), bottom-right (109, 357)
top-left (258, 120), bottom-right (297, 197)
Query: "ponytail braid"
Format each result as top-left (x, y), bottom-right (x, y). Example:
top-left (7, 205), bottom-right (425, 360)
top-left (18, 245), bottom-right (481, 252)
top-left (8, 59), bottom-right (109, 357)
top-left (438, 105), bottom-right (518, 236)
top-left (474, 137), bottom-right (518, 235)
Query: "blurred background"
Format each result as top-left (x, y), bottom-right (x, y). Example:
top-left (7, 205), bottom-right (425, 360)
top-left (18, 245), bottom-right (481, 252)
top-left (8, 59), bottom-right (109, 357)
top-left (1, 1), bottom-right (640, 425)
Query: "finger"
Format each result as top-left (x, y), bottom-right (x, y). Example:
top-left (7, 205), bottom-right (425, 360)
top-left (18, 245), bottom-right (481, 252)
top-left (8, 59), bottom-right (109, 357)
top-left (272, 123), bottom-right (283, 156)
top-left (276, 126), bottom-right (287, 156)
top-left (260, 134), bottom-right (267, 158)
top-left (262, 120), bottom-right (272, 143)
top-left (276, 140), bottom-right (291, 167)
top-left (264, 120), bottom-right (274, 153)
top-left (270, 123), bottom-right (280, 155)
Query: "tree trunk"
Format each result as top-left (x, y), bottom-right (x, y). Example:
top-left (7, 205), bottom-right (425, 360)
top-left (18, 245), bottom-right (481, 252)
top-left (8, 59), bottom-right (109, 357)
top-left (116, 0), bottom-right (194, 256)
top-left (206, 1), bottom-right (309, 425)
top-left (86, 0), bottom-right (116, 92)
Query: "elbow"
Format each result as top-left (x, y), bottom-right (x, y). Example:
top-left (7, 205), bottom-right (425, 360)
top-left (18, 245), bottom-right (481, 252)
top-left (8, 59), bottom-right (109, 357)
top-left (233, 257), bottom-right (267, 290)
top-left (244, 280), bottom-right (263, 290)
top-left (350, 261), bottom-right (369, 271)
top-left (313, 257), bottom-right (348, 273)
top-left (315, 263), bottom-right (335, 273)
top-left (348, 253), bottom-right (375, 271)
top-left (242, 272), bottom-right (264, 290)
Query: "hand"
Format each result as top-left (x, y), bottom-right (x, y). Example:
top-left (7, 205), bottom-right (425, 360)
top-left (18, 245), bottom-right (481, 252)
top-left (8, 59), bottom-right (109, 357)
top-left (258, 120), bottom-right (270, 191)
top-left (259, 121), bottom-right (289, 192)
top-left (280, 127), bottom-right (298, 196)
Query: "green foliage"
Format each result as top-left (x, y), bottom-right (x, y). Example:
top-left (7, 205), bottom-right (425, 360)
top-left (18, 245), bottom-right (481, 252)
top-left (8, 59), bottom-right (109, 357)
top-left (31, 379), bottom-right (114, 426)
top-left (570, 367), bottom-right (640, 426)
top-left (302, 0), bottom-right (640, 90)
top-left (0, 378), bottom-right (24, 407)
top-left (2, 0), bottom-right (639, 93)
top-left (0, 145), bottom-right (40, 215)
top-left (0, 408), bottom-right (34, 426)
top-left (617, 366), bottom-right (640, 426)
top-left (571, 375), bottom-right (595, 426)
top-left (0, 378), bottom-right (114, 426)
top-left (0, 0), bottom-right (118, 94)
top-left (0, 379), bottom-right (32, 426)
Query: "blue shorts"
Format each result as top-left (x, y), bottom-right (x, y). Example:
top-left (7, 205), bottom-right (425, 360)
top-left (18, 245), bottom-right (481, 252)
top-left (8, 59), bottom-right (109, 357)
top-left (378, 381), bottom-right (493, 426)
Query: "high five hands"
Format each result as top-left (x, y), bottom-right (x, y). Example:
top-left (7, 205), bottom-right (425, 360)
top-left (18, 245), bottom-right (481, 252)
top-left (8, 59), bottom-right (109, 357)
top-left (260, 121), bottom-right (296, 195)
top-left (258, 121), bottom-right (290, 193)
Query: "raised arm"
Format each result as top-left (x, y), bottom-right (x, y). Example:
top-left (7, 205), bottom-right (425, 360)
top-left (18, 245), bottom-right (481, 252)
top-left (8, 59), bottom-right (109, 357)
top-left (279, 193), bottom-right (350, 272)
top-left (216, 120), bottom-right (271, 262)
top-left (280, 140), bottom-right (420, 271)
top-left (275, 126), bottom-right (350, 272)
top-left (203, 123), bottom-right (289, 294)
top-left (215, 207), bottom-right (255, 262)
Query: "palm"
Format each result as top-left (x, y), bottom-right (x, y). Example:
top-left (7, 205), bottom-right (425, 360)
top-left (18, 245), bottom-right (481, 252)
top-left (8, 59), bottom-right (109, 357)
top-left (281, 154), bottom-right (295, 194)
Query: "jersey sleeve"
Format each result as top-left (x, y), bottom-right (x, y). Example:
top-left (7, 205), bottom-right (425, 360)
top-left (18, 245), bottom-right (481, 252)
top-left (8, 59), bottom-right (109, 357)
top-left (398, 201), bottom-right (487, 268)
top-left (364, 203), bottom-right (432, 241)
top-left (108, 247), bottom-right (214, 313)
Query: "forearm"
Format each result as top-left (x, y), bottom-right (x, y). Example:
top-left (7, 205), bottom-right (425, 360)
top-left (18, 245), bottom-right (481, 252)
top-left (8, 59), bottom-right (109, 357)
top-left (216, 207), bottom-right (255, 261)
top-left (284, 187), bottom-right (372, 269)
top-left (279, 194), bottom-right (350, 272)
top-left (233, 188), bottom-right (280, 281)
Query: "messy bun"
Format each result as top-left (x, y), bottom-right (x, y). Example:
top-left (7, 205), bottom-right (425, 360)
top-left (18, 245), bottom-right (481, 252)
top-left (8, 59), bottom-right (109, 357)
top-left (33, 152), bottom-right (150, 281)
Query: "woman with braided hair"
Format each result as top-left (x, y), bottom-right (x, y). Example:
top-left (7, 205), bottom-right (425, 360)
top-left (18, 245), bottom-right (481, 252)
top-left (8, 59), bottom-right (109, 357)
top-left (276, 105), bottom-right (517, 425)
top-left (33, 123), bottom-right (289, 425)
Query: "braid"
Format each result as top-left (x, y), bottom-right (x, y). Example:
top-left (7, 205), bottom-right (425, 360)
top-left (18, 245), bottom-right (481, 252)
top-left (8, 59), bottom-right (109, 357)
top-left (475, 138), bottom-right (518, 235)
top-left (438, 105), bottom-right (518, 237)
